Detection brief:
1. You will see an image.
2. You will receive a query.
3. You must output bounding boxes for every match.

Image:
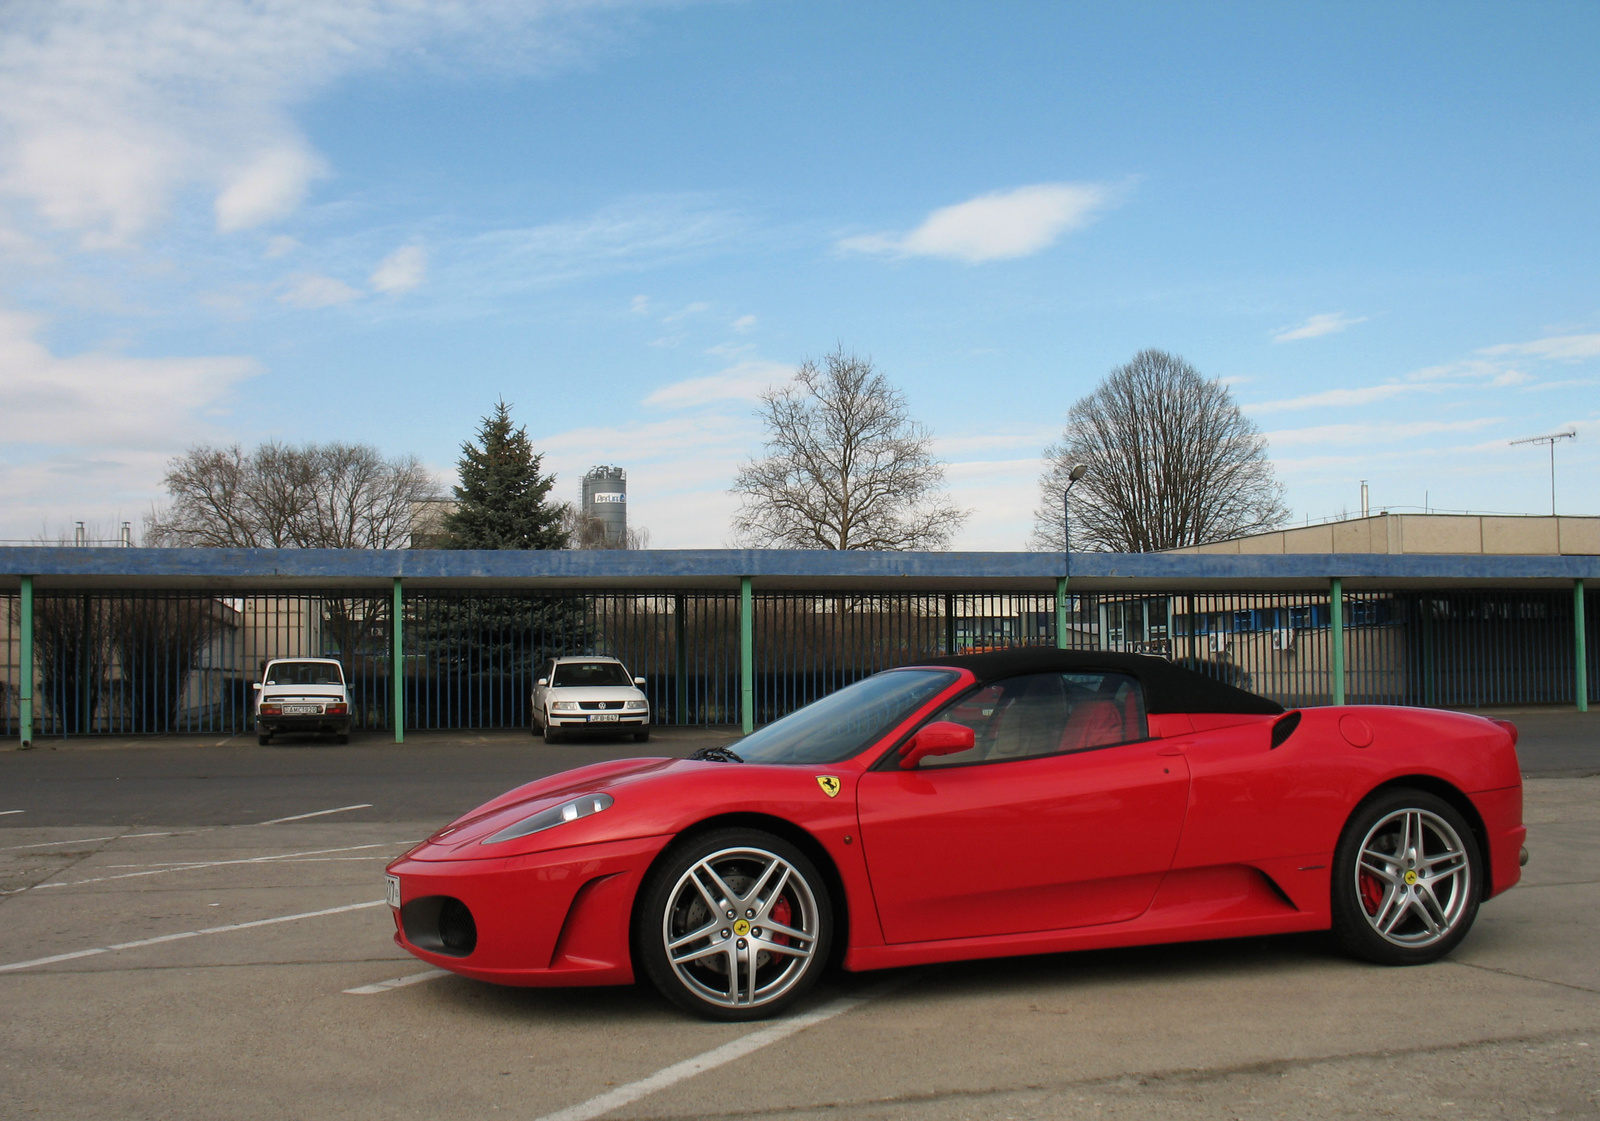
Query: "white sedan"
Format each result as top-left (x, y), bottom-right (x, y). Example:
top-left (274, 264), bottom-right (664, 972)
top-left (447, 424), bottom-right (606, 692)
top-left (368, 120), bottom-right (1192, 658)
top-left (532, 656), bottom-right (651, 744)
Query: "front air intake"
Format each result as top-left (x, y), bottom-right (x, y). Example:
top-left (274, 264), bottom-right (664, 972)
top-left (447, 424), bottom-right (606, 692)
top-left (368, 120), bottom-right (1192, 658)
top-left (400, 895), bottom-right (478, 957)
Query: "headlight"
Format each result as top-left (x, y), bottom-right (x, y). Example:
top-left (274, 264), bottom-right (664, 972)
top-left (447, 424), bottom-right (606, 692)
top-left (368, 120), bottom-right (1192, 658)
top-left (624, 700), bottom-right (648, 711)
top-left (481, 793), bottom-right (613, 845)
top-left (551, 701), bottom-right (579, 712)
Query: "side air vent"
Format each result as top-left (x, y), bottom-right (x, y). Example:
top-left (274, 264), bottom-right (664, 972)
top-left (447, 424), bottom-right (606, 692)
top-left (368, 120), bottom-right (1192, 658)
top-left (401, 895), bottom-right (479, 957)
top-left (1270, 710), bottom-right (1303, 750)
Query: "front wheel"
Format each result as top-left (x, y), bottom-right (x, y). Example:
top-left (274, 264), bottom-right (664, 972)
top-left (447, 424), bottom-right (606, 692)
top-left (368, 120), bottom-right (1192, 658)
top-left (636, 828), bottom-right (832, 1021)
top-left (542, 721), bottom-right (562, 744)
top-left (1331, 788), bottom-right (1481, 965)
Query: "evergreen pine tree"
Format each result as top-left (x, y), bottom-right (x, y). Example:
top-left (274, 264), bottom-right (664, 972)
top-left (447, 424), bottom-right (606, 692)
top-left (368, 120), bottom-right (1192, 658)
top-left (444, 399), bottom-right (569, 550)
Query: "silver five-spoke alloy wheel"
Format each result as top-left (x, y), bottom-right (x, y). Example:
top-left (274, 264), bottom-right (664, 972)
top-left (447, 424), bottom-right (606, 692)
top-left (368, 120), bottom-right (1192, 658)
top-left (639, 829), bottom-right (832, 1020)
top-left (1332, 788), bottom-right (1481, 965)
top-left (1355, 808), bottom-right (1472, 947)
top-left (663, 845), bottom-right (820, 1009)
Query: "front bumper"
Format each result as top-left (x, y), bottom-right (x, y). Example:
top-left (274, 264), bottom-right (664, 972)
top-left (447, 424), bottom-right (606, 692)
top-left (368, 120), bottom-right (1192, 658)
top-left (548, 713), bottom-right (649, 728)
top-left (258, 715), bottom-right (350, 734)
top-left (386, 833), bottom-right (672, 986)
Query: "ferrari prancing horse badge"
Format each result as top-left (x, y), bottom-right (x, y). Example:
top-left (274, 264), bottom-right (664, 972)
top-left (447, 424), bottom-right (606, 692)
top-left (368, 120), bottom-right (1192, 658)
top-left (816, 775), bottom-right (841, 798)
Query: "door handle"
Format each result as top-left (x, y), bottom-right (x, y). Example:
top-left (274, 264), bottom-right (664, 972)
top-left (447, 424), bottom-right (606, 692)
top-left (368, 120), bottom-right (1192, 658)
top-left (1156, 745), bottom-right (1183, 756)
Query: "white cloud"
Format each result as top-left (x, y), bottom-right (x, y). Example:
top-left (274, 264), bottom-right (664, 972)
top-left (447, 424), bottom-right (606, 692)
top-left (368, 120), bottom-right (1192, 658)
top-left (839, 182), bottom-right (1114, 263)
top-left (1272, 311), bottom-right (1368, 343)
top-left (0, 2), bottom-right (657, 246)
top-left (642, 360), bottom-right (792, 409)
top-left (732, 314), bottom-right (757, 333)
top-left (630, 295), bottom-right (651, 314)
top-left (1247, 383), bottom-right (1420, 413)
top-left (661, 300), bottom-right (711, 323)
top-left (1480, 333), bottom-right (1600, 361)
top-left (369, 244), bottom-right (427, 293)
top-left (264, 234), bottom-right (299, 259)
top-left (1264, 418), bottom-right (1499, 449)
top-left (0, 307), bottom-right (257, 450)
top-left (279, 273), bottom-right (362, 308)
top-left (215, 145), bottom-right (323, 232)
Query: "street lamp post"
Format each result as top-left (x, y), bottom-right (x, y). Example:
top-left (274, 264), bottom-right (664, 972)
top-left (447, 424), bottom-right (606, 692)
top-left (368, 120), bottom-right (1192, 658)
top-left (1062, 463), bottom-right (1088, 579)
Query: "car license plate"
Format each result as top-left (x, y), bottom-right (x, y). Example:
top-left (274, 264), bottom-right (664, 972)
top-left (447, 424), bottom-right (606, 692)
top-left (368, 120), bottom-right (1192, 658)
top-left (282, 704), bottom-right (319, 715)
top-left (385, 874), bottom-right (401, 909)
top-left (589, 713), bottom-right (620, 722)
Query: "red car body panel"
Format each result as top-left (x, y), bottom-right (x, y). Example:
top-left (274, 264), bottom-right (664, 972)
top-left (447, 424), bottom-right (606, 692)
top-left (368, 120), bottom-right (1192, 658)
top-left (387, 658), bottom-right (1525, 988)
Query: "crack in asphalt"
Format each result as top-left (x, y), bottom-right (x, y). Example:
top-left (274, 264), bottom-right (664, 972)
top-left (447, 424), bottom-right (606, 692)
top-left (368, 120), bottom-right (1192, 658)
top-left (1446, 957), bottom-right (1600, 995)
top-left (617, 1027), bottom-right (1600, 1121)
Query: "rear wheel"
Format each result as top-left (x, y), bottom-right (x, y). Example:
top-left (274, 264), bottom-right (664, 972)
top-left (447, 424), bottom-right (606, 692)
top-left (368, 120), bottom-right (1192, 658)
top-left (1331, 788), bottom-right (1481, 965)
top-left (257, 733), bottom-right (271, 746)
top-left (636, 828), bottom-right (831, 1021)
top-left (335, 733), bottom-right (349, 745)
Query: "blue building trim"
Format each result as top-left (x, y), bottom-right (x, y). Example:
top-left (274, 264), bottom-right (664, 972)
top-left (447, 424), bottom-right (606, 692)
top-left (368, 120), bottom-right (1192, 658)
top-left (0, 545), bottom-right (1596, 591)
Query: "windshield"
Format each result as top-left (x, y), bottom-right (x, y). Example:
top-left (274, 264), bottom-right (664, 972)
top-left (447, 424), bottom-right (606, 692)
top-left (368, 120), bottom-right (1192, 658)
top-left (552, 661), bottom-right (633, 687)
top-left (264, 661), bottom-right (344, 686)
top-left (731, 669), bottom-right (959, 765)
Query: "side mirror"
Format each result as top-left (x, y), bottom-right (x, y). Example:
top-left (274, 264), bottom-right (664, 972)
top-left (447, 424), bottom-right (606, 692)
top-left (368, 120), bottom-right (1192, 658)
top-left (536, 678), bottom-right (548, 687)
top-left (252, 683), bottom-right (262, 691)
top-left (634, 677), bottom-right (646, 686)
top-left (899, 721), bottom-right (976, 769)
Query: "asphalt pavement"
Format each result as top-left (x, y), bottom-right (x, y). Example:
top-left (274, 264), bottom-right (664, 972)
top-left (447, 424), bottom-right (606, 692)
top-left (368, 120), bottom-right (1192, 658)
top-left (0, 710), bottom-right (1596, 1119)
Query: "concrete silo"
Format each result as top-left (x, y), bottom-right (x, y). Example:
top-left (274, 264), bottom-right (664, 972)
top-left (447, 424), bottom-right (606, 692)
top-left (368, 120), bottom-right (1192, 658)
top-left (581, 466), bottom-right (628, 547)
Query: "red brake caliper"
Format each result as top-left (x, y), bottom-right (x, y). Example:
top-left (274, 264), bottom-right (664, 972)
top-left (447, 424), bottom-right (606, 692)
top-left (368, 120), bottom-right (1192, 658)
top-left (1359, 872), bottom-right (1384, 915)
top-left (770, 896), bottom-right (791, 947)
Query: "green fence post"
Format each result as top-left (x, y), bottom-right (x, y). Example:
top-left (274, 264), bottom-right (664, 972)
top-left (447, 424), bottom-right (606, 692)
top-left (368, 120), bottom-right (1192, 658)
top-left (1056, 576), bottom-right (1069, 650)
top-left (1330, 576), bottom-right (1346, 706)
top-left (739, 576), bottom-right (754, 734)
top-left (392, 577), bottom-right (404, 743)
top-left (19, 575), bottom-right (33, 747)
top-left (1576, 579), bottom-right (1588, 713)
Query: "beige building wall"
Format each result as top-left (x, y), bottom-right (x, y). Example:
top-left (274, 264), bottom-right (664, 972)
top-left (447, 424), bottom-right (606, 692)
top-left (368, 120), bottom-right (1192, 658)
top-left (1171, 513), bottom-right (1600, 556)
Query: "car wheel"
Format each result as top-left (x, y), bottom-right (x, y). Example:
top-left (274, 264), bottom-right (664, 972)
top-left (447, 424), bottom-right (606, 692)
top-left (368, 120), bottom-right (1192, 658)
top-left (543, 721), bottom-right (562, 744)
top-left (634, 728), bottom-right (651, 743)
top-left (1331, 788), bottom-right (1481, 966)
top-left (336, 733), bottom-right (349, 745)
top-left (636, 828), bottom-right (832, 1021)
top-left (257, 733), bottom-right (271, 746)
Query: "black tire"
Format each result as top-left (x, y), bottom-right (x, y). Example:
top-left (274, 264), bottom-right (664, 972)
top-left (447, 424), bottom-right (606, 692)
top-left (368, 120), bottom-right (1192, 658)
top-left (1331, 787), bottom-right (1481, 966)
top-left (336, 733), bottom-right (349, 745)
top-left (543, 722), bottom-right (562, 744)
top-left (635, 828), bottom-right (832, 1021)
top-left (634, 728), bottom-right (651, 743)
top-left (257, 733), bottom-right (271, 746)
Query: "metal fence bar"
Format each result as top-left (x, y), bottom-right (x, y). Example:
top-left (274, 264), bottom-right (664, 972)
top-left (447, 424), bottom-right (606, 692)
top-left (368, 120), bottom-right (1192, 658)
top-left (1576, 579), bottom-right (1588, 713)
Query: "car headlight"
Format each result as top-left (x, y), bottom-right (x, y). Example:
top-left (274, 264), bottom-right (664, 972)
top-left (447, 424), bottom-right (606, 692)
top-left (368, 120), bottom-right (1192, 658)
top-left (624, 700), bottom-right (648, 711)
top-left (551, 701), bottom-right (580, 712)
top-left (482, 793), bottom-right (613, 845)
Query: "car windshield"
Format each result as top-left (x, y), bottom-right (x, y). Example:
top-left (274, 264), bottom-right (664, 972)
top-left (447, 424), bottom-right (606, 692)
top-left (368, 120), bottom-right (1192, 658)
top-left (730, 669), bottom-right (959, 765)
top-left (264, 661), bottom-right (344, 686)
top-left (552, 662), bottom-right (633, 687)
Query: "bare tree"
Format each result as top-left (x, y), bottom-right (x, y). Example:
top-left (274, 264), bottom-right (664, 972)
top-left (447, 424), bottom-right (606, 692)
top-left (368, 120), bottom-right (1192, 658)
top-left (561, 506), bottom-right (651, 550)
top-left (1031, 349), bottom-right (1287, 552)
top-left (147, 441), bottom-right (439, 549)
top-left (731, 348), bottom-right (967, 550)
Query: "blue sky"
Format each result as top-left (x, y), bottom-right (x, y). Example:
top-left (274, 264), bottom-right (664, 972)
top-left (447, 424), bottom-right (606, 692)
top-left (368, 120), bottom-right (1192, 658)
top-left (2, 1), bottom-right (1597, 547)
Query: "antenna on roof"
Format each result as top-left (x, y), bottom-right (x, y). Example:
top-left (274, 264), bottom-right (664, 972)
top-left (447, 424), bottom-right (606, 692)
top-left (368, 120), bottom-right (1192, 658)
top-left (1510, 429), bottom-right (1577, 515)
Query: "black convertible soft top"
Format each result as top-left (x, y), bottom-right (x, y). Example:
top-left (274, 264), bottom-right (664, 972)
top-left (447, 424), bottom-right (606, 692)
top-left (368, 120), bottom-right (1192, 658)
top-left (917, 648), bottom-right (1283, 716)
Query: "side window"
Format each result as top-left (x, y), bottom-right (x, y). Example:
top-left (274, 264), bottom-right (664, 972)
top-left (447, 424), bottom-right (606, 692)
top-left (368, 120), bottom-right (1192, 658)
top-left (916, 671), bottom-right (1147, 768)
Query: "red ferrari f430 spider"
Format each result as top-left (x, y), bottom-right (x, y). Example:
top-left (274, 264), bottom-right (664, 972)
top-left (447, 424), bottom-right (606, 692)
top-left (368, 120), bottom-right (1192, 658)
top-left (385, 649), bottom-right (1526, 1020)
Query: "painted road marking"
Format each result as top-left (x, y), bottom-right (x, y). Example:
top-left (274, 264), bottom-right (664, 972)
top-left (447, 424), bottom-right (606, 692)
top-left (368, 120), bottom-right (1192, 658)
top-left (259, 804), bottom-right (373, 826)
top-left (0, 899), bottom-right (387, 975)
top-left (529, 976), bottom-right (914, 1121)
top-left (1, 831), bottom-right (181, 851)
top-left (29, 843), bottom-right (399, 890)
top-left (0, 810), bottom-right (23, 816)
top-left (343, 968), bottom-right (451, 995)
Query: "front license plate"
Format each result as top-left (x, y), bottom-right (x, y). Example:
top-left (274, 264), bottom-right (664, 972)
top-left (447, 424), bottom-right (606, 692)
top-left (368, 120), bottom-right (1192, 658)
top-left (589, 713), bottom-right (620, 722)
top-left (282, 704), bottom-right (319, 715)
top-left (385, 874), bottom-right (401, 909)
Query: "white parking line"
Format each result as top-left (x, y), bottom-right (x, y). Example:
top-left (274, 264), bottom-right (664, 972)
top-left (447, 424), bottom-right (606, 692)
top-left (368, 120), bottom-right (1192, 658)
top-left (1, 831), bottom-right (182, 851)
top-left (530, 976), bottom-right (913, 1121)
top-left (343, 968), bottom-right (450, 995)
top-left (29, 843), bottom-right (399, 890)
top-left (0, 810), bottom-right (23, 816)
top-left (259, 804), bottom-right (373, 825)
top-left (0, 899), bottom-right (387, 974)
